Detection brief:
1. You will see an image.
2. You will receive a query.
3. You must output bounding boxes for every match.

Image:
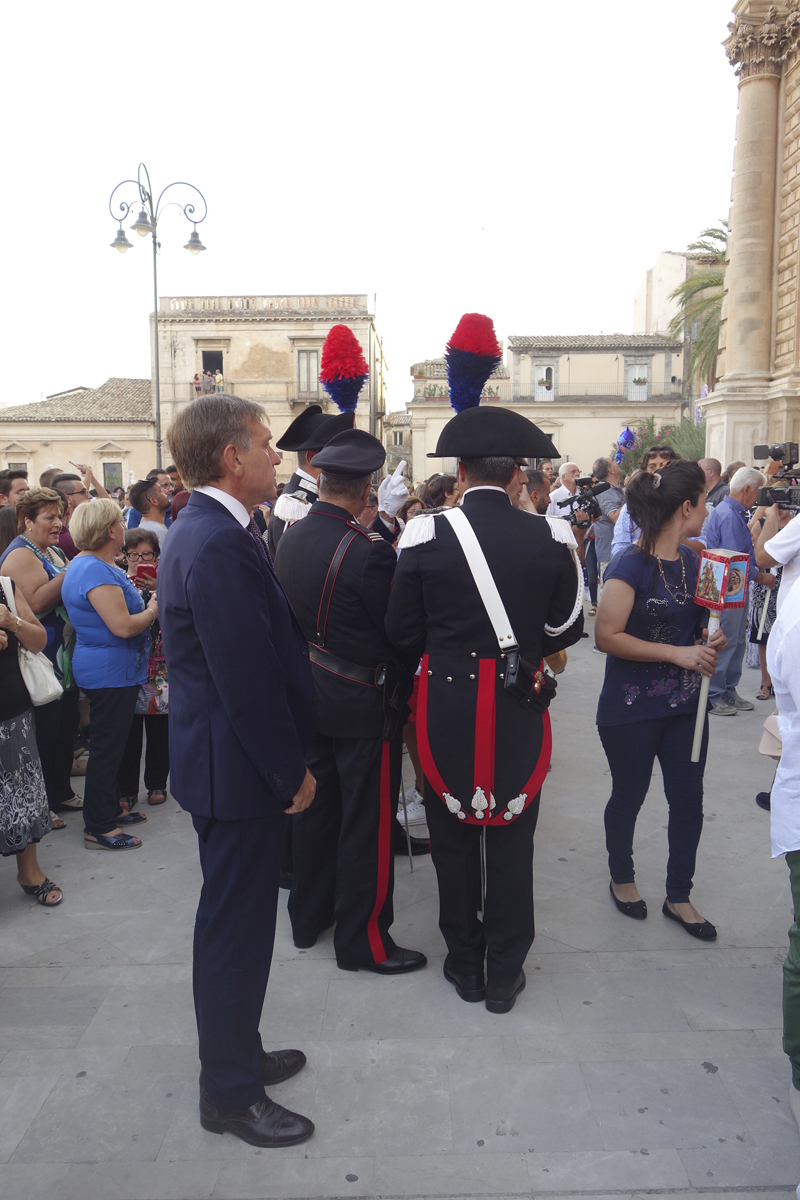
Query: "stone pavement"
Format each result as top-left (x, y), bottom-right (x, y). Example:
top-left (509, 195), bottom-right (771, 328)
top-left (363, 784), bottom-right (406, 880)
top-left (0, 634), bottom-right (798, 1200)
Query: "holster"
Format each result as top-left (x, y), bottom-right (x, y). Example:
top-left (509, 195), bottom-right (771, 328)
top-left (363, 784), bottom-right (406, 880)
top-left (504, 649), bottom-right (558, 711)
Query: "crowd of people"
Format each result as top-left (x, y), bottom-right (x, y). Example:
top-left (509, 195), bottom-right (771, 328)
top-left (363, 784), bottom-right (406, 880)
top-left (0, 403), bottom-right (799, 1153)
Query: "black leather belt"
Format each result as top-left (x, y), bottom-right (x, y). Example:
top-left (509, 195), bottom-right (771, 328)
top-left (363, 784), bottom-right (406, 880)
top-left (308, 644), bottom-right (386, 689)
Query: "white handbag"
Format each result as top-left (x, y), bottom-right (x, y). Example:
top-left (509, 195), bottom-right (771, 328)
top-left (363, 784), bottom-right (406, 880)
top-left (0, 576), bottom-right (63, 706)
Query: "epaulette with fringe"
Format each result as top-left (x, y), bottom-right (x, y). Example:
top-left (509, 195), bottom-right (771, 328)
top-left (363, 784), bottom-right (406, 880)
top-left (397, 513), bottom-right (438, 549)
top-left (274, 490), bottom-right (311, 524)
top-left (544, 515), bottom-right (578, 550)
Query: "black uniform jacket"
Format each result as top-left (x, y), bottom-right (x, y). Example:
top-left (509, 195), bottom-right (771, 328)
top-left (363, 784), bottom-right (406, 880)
top-left (275, 500), bottom-right (411, 740)
top-left (385, 488), bottom-right (583, 826)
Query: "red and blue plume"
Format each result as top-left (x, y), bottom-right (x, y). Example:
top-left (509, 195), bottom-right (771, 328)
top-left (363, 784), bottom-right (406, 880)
top-left (319, 325), bottom-right (369, 412)
top-left (445, 313), bottom-right (502, 413)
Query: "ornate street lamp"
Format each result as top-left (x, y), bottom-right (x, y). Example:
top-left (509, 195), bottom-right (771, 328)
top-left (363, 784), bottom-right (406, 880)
top-left (109, 163), bottom-right (208, 467)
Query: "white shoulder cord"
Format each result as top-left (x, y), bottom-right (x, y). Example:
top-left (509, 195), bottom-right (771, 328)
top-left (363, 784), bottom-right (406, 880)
top-left (542, 517), bottom-right (585, 636)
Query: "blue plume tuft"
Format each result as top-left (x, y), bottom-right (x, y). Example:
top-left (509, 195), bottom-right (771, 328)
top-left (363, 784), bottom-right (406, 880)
top-left (446, 347), bottom-right (501, 413)
top-left (322, 374), bottom-right (368, 412)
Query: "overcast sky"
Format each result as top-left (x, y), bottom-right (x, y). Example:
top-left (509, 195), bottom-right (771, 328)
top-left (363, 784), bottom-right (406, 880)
top-left (3, 0), bottom-right (738, 412)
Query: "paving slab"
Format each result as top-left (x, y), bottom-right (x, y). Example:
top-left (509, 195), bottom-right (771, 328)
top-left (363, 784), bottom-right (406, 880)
top-left (0, 636), bottom-right (797, 1197)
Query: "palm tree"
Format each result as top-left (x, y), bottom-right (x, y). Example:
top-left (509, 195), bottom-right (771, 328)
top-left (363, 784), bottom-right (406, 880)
top-left (668, 222), bottom-right (729, 391)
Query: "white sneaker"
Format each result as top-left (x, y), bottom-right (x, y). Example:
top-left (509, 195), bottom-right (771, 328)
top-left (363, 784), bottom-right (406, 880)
top-left (397, 798), bottom-right (428, 827)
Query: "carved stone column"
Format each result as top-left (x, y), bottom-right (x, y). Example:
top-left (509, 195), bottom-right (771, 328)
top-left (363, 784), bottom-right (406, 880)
top-left (704, 4), bottom-right (798, 463)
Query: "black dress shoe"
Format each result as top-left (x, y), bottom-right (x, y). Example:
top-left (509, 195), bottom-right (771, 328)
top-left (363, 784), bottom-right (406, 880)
top-left (199, 1088), bottom-right (314, 1147)
top-left (393, 831), bottom-right (430, 856)
top-left (609, 880), bottom-right (647, 920)
top-left (662, 899), bottom-right (717, 941)
top-left (756, 791), bottom-right (771, 811)
top-left (336, 946), bottom-right (427, 974)
top-left (485, 970), bottom-right (526, 1014)
top-left (199, 1048), bottom-right (307, 1094)
top-left (443, 955), bottom-right (485, 1002)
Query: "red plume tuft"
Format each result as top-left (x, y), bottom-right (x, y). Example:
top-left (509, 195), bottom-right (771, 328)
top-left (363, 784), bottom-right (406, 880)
top-left (319, 325), bottom-right (369, 382)
top-left (446, 313), bottom-right (502, 359)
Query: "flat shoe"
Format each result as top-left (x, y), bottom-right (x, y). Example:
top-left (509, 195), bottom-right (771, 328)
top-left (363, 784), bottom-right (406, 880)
top-left (662, 899), bottom-right (716, 940)
top-left (485, 970), bottom-right (526, 1014)
top-left (56, 794), bottom-right (83, 810)
top-left (609, 880), bottom-right (647, 920)
top-left (84, 832), bottom-right (142, 850)
top-left (147, 790), bottom-right (167, 805)
top-left (50, 811), bottom-right (67, 830)
top-left (336, 946), bottom-right (427, 974)
top-left (443, 955), bottom-right (485, 1002)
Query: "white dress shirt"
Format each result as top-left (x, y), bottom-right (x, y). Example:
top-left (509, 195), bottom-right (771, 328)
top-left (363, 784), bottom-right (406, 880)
top-left (767, 576), bottom-right (800, 857)
top-left (193, 484), bottom-right (250, 529)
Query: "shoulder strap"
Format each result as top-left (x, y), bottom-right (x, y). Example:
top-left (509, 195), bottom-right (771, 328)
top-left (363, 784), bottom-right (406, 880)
top-left (314, 528), bottom-right (361, 646)
top-left (441, 508), bottom-right (518, 652)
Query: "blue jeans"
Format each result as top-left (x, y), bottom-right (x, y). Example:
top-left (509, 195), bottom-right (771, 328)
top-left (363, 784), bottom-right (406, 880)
top-left (708, 604), bottom-right (749, 704)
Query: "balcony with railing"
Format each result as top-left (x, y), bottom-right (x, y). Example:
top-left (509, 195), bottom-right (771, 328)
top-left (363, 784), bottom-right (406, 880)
top-left (513, 381), bottom-right (681, 401)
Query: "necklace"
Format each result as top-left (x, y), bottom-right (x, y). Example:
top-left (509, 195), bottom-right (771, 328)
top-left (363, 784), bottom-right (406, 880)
top-left (21, 536), bottom-right (63, 571)
top-left (655, 552), bottom-right (690, 605)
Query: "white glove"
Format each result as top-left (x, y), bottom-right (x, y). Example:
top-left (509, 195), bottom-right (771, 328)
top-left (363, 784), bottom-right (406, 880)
top-left (377, 461), bottom-right (409, 519)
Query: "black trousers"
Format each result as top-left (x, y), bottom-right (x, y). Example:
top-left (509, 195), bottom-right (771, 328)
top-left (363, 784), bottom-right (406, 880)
top-left (289, 731), bottom-right (400, 965)
top-left (34, 686), bottom-right (80, 808)
top-left (599, 712), bottom-right (709, 904)
top-left (82, 686), bottom-right (139, 835)
top-left (117, 713), bottom-right (170, 797)
top-left (424, 787), bottom-right (541, 988)
top-left (192, 812), bottom-right (284, 1110)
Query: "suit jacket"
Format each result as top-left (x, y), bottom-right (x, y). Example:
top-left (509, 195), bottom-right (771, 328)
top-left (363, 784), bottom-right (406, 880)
top-left (274, 501), bottom-right (413, 739)
top-left (158, 491), bottom-right (316, 820)
top-left (385, 489), bottom-right (583, 824)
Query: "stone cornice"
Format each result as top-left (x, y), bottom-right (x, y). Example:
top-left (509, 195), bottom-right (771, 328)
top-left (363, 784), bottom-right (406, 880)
top-left (725, 2), bottom-right (800, 78)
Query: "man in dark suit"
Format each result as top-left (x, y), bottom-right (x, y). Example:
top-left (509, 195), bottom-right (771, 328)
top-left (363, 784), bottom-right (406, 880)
top-left (159, 394), bottom-right (317, 1147)
top-left (386, 407), bottom-right (584, 1013)
top-left (274, 429), bottom-right (426, 974)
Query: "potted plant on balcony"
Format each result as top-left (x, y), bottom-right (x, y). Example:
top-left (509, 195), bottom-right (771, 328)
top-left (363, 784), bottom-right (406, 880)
top-left (632, 377), bottom-right (648, 387)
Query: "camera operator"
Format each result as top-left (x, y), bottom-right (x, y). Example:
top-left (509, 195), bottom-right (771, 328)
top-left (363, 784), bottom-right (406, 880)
top-left (591, 457), bottom-right (625, 597)
top-left (755, 505), bottom-right (800, 611)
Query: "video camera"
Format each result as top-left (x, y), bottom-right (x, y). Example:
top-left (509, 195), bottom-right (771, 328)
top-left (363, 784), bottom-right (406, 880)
top-left (557, 477), bottom-right (611, 529)
top-left (754, 442), bottom-right (800, 509)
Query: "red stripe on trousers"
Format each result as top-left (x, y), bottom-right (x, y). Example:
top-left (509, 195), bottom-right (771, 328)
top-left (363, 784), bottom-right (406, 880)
top-left (473, 658), bottom-right (496, 809)
top-left (366, 740), bottom-right (392, 964)
top-left (416, 655), bottom-right (450, 798)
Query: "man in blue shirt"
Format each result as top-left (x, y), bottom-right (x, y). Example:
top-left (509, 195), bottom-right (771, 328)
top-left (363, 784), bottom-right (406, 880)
top-left (705, 467), bottom-right (776, 715)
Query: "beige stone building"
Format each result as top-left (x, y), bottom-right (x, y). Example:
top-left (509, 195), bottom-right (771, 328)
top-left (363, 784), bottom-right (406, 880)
top-left (705, 2), bottom-right (800, 462)
top-left (0, 379), bottom-right (154, 489)
top-left (153, 294), bottom-right (385, 482)
top-left (383, 411), bottom-right (412, 474)
top-left (408, 336), bottom-right (685, 479)
top-left (633, 251), bottom-right (718, 346)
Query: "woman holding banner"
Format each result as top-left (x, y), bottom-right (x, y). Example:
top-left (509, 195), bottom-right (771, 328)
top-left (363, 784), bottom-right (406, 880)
top-left (595, 461), bottom-right (726, 940)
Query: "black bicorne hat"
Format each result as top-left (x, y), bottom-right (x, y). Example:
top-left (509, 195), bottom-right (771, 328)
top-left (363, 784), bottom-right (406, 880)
top-left (312, 428), bottom-right (386, 478)
top-left (276, 405), bottom-right (356, 452)
top-left (429, 406), bottom-right (559, 460)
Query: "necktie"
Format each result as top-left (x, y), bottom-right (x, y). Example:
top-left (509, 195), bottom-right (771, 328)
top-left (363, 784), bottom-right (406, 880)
top-left (247, 518), bottom-right (274, 571)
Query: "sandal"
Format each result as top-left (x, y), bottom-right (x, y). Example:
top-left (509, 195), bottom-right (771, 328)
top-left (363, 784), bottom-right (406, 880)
top-left (18, 878), bottom-right (63, 906)
top-left (117, 811), bottom-right (147, 825)
top-left (50, 811), bottom-right (67, 830)
top-left (56, 794), bottom-right (83, 811)
top-left (588, 606), bottom-right (597, 616)
top-left (84, 832), bottom-right (142, 850)
top-left (756, 683), bottom-right (774, 701)
top-left (147, 790), bottom-right (167, 805)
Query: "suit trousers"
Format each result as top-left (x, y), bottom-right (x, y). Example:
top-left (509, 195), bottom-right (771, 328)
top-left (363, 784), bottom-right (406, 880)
top-left (289, 731), bottom-right (400, 965)
top-left (708, 603), bottom-right (749, 703)
top-left (82, 686), bottom-right (139, 835)
top-left (192, 812), bottom-right (285, 1110)
top-left (117, 713), bottom-right (170, 797)
top-left (34, 685), bottom-right (80, 808)
top-left (424, 787), bottom-right (541, 988)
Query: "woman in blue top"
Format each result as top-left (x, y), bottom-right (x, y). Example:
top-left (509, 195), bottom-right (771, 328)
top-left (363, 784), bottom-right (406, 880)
top-left (61, 500), bottom-right (158, 851)
top-left (595, 461), bottom-right (726, 941)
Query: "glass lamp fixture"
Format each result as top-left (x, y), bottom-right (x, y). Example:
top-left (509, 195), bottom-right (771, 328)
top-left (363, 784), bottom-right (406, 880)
top-left (110, 226), bottom-right (133, 253)
top-left (184, 228), bottom-right (206, 255)
top-left (131, 207), bottom-right (154, 236)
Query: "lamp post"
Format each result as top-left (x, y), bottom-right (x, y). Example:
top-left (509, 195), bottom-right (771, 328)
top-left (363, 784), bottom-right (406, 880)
top-left (109, 163), bottom-right (207, 468)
